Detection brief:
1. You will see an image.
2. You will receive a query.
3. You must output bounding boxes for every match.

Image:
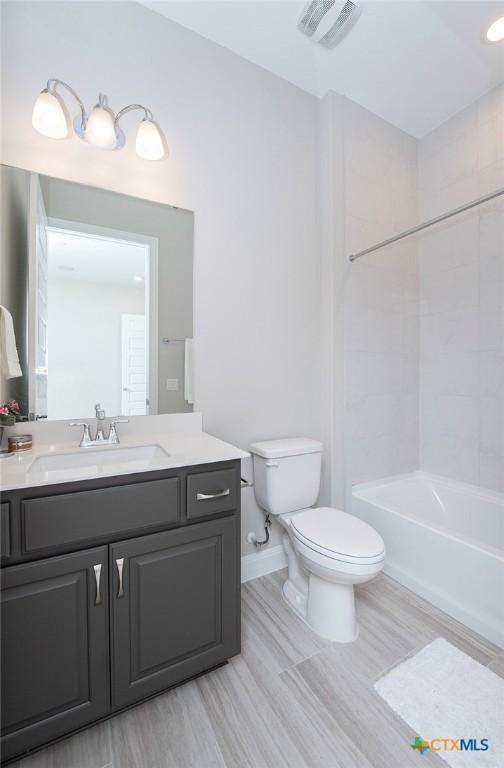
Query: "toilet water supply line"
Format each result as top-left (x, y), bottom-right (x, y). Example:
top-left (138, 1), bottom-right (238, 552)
top-left (241, 472), bottom-right (272, 548)
top-left (251, 514), bottom-right (272, 548)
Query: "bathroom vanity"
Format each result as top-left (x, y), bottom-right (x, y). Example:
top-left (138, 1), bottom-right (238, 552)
top-left (0, 421), bottom-right (246, 764)
top-left (0, 165), bottom-right (249, 763)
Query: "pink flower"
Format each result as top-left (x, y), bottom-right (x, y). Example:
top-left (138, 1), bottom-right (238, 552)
top-left (0, 406), bottom-right (9, 417)
top-left (7, 400), bottom-right (19, 412)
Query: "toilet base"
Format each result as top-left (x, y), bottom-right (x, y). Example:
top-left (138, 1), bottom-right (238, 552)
top-left (306, 574), bottom-right (359, 643)
top-left (280, 528), bottom-right (361, 643)
top-left (281, 572), bottom-right (359, 643)
top-left (282, 577), bottom-right (307, 620)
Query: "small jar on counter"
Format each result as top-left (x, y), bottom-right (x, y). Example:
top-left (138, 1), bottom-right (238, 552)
top-left (8, 434), bottom-right (33, 452)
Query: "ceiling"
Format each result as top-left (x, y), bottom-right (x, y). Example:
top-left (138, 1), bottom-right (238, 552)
top-left (141, 0), bottom-right (504, 137)
top-left (47, 229), bottom-right (147, 289)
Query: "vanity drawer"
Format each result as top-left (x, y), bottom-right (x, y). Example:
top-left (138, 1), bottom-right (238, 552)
top-left (21, 478), bottom-right (180, 554)
top-left (186, 468), bottom-right (238, 520)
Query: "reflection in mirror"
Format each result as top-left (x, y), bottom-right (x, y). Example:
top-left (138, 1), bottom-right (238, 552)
top-left (0, 165), bottom-right (194, 421)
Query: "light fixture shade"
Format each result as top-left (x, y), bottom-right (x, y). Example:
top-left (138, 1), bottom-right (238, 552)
top-left (136, 119), bottom-right (166, 161)
top-left (32, 89), bottom-right (70, 139)
top-left (85, 104), bottom-right (117, 150)
top-left (486, 15), bottom-right (504, 42)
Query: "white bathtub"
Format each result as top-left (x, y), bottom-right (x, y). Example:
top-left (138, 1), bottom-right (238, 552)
top-left (352, 471), bottom-right (504, 647)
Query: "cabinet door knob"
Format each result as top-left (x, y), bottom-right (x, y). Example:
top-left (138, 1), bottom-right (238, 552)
top-left (196, 488), bottom-right (230, 501)
top-left (93, 563), bottom-right (102, 606)
top-left (116, 558), bottom-right (125, 598)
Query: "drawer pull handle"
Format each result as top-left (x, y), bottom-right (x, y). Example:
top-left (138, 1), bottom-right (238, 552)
top-left (116, 557), bottom-right (125, 598)
top-left (196, 488), bottom-right (230, 501)
top-left (93, 563), bottom-right (102, 606)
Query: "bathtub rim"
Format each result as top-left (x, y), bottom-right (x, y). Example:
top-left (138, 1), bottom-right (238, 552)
top-left (352, 470), bottom-right (504, 562)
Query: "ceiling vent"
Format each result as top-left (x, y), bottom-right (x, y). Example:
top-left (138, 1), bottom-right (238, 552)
top-left (297, 0), bottom-right (362, 48)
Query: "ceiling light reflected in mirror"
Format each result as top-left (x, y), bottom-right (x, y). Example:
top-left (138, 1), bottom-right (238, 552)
top-left (485, 15), bottom-right (504, 43)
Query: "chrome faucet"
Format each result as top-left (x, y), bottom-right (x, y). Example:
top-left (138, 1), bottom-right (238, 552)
top-left (70, 405), bottom-right (129, 448)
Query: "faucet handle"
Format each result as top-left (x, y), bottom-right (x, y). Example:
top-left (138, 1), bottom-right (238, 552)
top-left (107, 418), bottom-right (129, 444)
top-left (69, 422), bottom-right (92, 447)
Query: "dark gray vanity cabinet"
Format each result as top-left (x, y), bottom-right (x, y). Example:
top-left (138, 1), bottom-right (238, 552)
top-left (1, 547), bottom-right (110, 761)
top-left (0, 460), bottom-right (241, 764)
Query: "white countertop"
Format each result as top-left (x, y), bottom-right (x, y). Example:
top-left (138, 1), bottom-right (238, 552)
top-left (0, 413), bottom-right (249, 491)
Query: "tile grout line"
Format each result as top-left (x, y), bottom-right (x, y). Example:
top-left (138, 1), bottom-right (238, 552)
top-left (279, 643), bottom-right (331, 676)
top-left (372, 641), bottom-right (432, 685)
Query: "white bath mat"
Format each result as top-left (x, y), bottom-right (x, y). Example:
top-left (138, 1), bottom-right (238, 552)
top-left (375, 638), bottom-right (504, 767)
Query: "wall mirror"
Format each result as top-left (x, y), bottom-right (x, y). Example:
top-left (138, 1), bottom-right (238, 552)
top-left (0, 165), bottom-right (194, 420)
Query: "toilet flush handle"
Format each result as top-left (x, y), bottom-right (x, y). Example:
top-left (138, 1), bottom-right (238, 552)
top-left (265, 460), bottom-right (279, 468)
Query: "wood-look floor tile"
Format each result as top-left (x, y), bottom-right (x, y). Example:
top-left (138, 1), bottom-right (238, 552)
top-left (11, 721), bottom-right (112, 768)
top-left (257, 656), bottom-right (376, 768)
top-left (359, 574), bottom-right (501, 666)
top-left (109, 681), bottom-right (226, 768)
top-left (282, 644), bottom-right (446, 768)
top-left (196, 654), bottom-right (315, 768)
top-left (232, 633), bottom-right (369, 768)
top-left (241, 570), bottom-right (329, 675)
top-left (109, 696), bottom-right (167, 768)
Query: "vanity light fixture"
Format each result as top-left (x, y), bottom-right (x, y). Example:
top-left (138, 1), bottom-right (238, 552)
top-left (32, 79), bottom-right (167, 160)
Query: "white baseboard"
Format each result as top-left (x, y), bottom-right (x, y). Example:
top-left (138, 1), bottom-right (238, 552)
top-left (241, 544), bottom-right (287, 583)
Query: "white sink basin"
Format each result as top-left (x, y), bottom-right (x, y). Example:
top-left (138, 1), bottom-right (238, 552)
top-left (28, 444), bottom-right (171, 480)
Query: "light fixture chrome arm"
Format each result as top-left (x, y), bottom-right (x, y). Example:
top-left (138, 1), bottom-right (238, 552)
top-left (47, 78), bottom-right (87, 130)
top-left (114, 103), bottom-right (154, 128)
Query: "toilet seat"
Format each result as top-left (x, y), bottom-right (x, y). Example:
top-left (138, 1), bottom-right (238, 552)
top-left (290, 506), bottom-right (385, 565)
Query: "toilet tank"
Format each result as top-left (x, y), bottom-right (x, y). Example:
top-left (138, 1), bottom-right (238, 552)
top-left (250, 438), bottom-right (323, 516)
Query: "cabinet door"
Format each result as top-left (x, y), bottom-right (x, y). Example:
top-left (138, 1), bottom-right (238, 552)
top-left (1, 547), bottom-right (110, 761)
top-left (111, 516), bottom-right (239, 709)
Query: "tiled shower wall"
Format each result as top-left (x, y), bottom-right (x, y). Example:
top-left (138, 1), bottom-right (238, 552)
top-left (417, 85), bottom-right (504, 491)
top-left (343, 84), bottom-right (503, 494)
top-left (343, 99), bottom-right (419, 486)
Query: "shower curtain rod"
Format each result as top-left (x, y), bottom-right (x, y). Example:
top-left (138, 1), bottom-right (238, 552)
top-left (348, 186), bottom-right (504, 263)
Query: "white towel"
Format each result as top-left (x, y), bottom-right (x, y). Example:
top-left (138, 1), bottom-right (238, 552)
top-left (184, 338), bottom-right (194, 405)
top-left (0, 305), bottom-right (22, 379)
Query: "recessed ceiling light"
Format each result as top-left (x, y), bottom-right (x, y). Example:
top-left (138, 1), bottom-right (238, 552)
top-left (484, 15), bottom-right (504, 43)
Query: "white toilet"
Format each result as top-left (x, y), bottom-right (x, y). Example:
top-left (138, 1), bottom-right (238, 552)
top-left (250, 437), bottom-right (385, 642)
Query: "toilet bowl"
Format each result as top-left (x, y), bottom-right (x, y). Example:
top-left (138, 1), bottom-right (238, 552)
top-left (250, 438), bottom-right (385, 642)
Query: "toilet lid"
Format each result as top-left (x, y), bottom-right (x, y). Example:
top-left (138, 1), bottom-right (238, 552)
top-left (290, 507), bottom-right (385, 562)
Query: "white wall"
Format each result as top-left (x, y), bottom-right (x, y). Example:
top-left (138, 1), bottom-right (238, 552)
top-left (3, 0), bottom-right (500, 561)
top-left (0, 1), bottom-right (322, 554)
top-left (47, 277), bottom-right (145, 419)
top-left (417, 85), bottom-right (504, 491)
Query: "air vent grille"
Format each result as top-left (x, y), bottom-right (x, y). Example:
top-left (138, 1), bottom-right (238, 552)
top-left (298, 0), bottom-right (336, 36)
top-left (319, 0), bottom-right (360, 48)
top-left (297, 0), bottom-right (362, 48)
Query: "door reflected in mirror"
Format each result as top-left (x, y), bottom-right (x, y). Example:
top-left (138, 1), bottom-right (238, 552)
top-left (45, 224), bottom-right (155, 419)
top-left (0, 165), bottom-right (194, 421)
